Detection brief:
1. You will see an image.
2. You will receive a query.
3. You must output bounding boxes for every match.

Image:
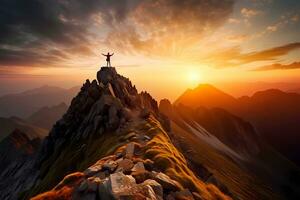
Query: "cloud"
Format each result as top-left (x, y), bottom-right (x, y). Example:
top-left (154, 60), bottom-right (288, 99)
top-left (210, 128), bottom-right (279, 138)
top-left (253, 62), bottom-right (300, 71)
top-left (228, 18), bottom-right (241, 24)
top-left (0, 0), bottom-right (236, 67)
top-left (105, 0), bottom-right (235, 57)
top-left (204, 42), bottom-right (300, 68)
top-left (241, 8), bottom-right (261, 18)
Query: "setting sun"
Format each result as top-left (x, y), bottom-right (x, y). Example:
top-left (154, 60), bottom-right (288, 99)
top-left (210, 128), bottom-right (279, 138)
top-left (187, 70), bottom-right (202, 85)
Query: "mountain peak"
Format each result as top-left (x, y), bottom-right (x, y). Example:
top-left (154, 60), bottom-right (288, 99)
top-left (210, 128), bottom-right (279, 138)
top-left (174, 83), bottom-right (237, 109)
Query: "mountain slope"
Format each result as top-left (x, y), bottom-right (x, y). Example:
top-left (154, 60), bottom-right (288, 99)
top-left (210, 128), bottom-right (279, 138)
top-left (237, 89), bottom-right (300, 165)
top-left (176, 85), bottom-right (300, 166)
top-left (0, 85), bottom-right (78, 118)
top-left (0, 67), bottom-right (230, 200)
top-left (0, 117), bottom-right (48, 141)
top-left (160, 99), bottom-right (300, 200)
top-left (0, 129), bottom-right (41, 172)
top-left (174, 84), bottom-right (237, 110)
top-left (26, 102), bottom-right (68, 129)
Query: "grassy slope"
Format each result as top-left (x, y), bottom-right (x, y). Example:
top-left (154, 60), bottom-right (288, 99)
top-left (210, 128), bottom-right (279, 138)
top-left (170, 121), bottom-right (281, 200)
top-left (28, 115), bottom-right (231, 200)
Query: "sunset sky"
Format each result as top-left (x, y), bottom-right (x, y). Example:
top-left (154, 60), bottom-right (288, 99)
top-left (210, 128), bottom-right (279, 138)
top-left (1, 0), bottom-right (300, 101)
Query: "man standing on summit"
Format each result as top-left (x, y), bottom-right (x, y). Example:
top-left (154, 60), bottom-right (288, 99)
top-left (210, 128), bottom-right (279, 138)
top-left (102, 52), bottom-right (114, 67)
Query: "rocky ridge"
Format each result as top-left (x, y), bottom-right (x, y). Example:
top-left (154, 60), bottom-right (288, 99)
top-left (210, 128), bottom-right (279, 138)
top-left (0, 67), bottom-right (230, 200)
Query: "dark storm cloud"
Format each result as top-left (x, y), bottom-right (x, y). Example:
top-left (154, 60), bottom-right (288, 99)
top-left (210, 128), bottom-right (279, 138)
top-left (0, 0), bottom-right (235, 67)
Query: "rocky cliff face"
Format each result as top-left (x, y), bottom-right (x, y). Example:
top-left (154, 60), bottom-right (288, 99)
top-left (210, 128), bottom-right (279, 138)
top-left (0, 67), bottom-right (230, 200)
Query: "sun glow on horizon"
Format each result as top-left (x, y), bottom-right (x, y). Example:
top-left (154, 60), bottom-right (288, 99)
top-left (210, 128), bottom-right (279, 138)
top-left (187, 69), bottom-right (202, 87)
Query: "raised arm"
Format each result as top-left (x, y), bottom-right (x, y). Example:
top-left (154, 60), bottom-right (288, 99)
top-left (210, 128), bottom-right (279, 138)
top-left (101, 53), bottom-right (106, 56)
top-left (111, 53), bottom-right (114, 56)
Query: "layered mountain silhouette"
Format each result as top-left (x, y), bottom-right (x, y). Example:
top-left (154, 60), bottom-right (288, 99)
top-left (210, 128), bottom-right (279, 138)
top-left (0, 85), bottom-right (78, 118)
top-left (0, 117), bottom-right (48, 141)
top-left (1, 68), bottom-right (300, 200)
top-left (26, 102), bottom-right (68, 129)
top-left (176, 84), bottom-right (300, 166)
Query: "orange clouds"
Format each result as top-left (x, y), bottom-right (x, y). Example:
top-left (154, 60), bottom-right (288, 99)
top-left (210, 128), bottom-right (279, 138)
top-left (202, 42), bottom-right (300, 68)
top-left (254, 62), bottom-right (300, 71)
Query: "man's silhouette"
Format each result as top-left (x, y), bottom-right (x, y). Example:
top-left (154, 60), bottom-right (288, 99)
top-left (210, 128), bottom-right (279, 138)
top-left (102, 52), bottom-right (114, 67)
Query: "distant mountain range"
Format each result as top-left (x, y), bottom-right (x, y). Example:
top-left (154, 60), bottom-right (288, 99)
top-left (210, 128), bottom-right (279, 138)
top-left (176, 84), bottom-right (300, 166)
top-left (0, 85), bottom-right (78, 118)
top-left (0, 117), bottom-right (48, 141)
top-left (26, 102), bottom-right (68, 129)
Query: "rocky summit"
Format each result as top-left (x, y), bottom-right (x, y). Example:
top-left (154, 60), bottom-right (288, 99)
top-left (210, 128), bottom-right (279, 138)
top-left (0, 67), bottom-right (231, 200)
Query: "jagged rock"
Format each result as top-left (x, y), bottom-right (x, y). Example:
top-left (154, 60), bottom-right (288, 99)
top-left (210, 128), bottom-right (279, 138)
top-left (98, 178), bottom-right (114, 200)
top-left (105, 83), bottom-right (116, 97)
top-left (145, 185), bottom-right (160, 200)
top-left (84, 163), bottom-right (102, 176)
top-left (131, 170), bottom-right (154, 184)
top-left (109, 172), bottom-right (137, 198)
top-left (152, 172), bottom-right (182, 192)
top-left (125, 142), bottom-right (135, 159)
top-left (132, 162), bottom-right (145, 172)
top-left (88, 80), bottom-right (101, 100)
top-left (87, 177), bottom-right (101, 192)
top-left (102, 160), bottom-right (118, 172)
top-left (140, 108), bottom-right (151, 119)
top-left (97, 67), bottom-right (117, 85)
top-left (116, 158), bottom-right (134, 174)
top-left (78, 177), bottom-right (100, 193)
top-left (142, 179), bottom-right (163, 198)
top-left (94, 171), bottom-right (107, 179)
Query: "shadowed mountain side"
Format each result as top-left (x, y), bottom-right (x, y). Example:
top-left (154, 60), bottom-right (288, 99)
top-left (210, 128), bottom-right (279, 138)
top-left (0, 129), bottom-right (41, 172)
top-left (175, 84), bottom-right (300, 166)
top-left (160, 99), bottom-right (261, 158)
top-left (159, 99), bottom-right (300, 200)
top-left (26, 102), bottom-right (68, 129)
top-left (0, 85), bottom-right (79, 118)
top-left (0, 117), bottom-right (48, 141)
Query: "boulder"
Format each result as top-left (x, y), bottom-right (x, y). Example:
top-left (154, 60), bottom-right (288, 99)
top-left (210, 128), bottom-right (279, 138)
top-left (109, 172), bottom-right (137, 198)
top-left (98, 178), bottom-right (114, 200)
top-left (153, 172), bottom-right (182, 192)
top-left (84, 163), bottom-right (102, 176)
top-left (142, 179), bottom-right (163, 198)
top-left (116, 158), bottom-right (134, 174)
top-left (131, 170), bottom-right (153, 184)
top-left (125, 142), bottom-right (135, 159)
top-left (97, 67), bottom-right (117, 85)
top-left (132, 162), bottom-right (145, 172)
top-left (102, 160), bottom-right (118, 173)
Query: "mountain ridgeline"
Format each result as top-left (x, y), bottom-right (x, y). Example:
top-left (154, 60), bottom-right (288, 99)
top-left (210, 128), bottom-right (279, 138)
top-left (0, 67), bottom-right (299, 200)
top-left (175, 84), bottom-right (300, 166)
